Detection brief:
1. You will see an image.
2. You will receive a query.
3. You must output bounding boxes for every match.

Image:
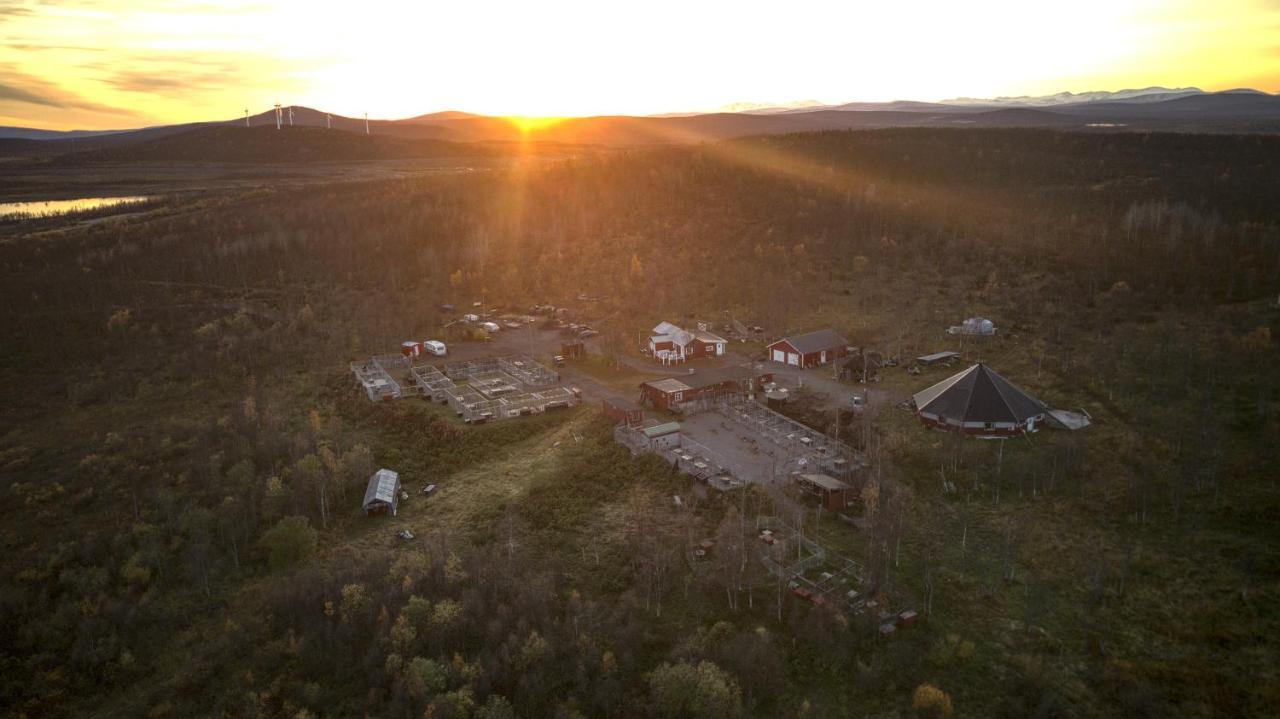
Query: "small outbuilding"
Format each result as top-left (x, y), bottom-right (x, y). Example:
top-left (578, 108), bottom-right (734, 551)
top-left (363, 469), bottom-right (402, 516)
top-left (767, 329), bottom-right (850, 368)
top-left (795, 473), bottom-right (855, 511)
top-left (639, 365), bottom-right (774, 412)
top-left (641, 422), bottom-right (682, 450)
top-left (915, 350), bottom-right (961, 367)
top-left (838, 348), bottom-right (883, 382)
top-left (912, 363), bottom-right (1047, 436)
top-left (602, 396), bottom-right (645, 427)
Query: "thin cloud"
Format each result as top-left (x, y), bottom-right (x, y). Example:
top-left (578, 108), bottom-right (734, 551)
top-left (0, 68), bottom-right (137, 115)
top-left (5, 43), bottom-right (107, 53)
top-left (0, 81), bottom-right (59, 107)
top-left (100, 54), bottom-right (281, 97)
top-left (0, 1), bottom-right (33, 18)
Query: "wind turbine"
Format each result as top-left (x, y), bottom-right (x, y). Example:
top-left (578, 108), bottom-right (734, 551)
top-left (274, 103), bottom-right (282, 130)
top-left (364, 112), bottom-right (369, 135)
top-left (287, 106), bottom-right (294, 126)
top-left (244, 109), bottom-right (249, 127)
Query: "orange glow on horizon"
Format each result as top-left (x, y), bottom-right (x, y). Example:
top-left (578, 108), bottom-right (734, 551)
top-left (506, 116), bottom-right (571, 134)
top-left (0, 1), bottom-right (1277, 131)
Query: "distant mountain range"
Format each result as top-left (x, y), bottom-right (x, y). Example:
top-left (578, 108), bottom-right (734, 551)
top-left (1, 88), bottom-right (1277, 161)
top-left (939, 86), bottom-right (1213, 107)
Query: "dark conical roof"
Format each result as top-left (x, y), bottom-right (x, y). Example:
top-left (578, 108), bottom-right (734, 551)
top-left (912, 363), bottom-right (1046, 424)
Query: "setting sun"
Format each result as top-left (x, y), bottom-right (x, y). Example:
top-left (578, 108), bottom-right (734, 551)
top-left (506, 116), bottom-right (570, 134)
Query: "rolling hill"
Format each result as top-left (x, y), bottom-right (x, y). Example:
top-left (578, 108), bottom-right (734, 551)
top-left (2, 89), bottom-right (1277, 162)
top-left (46, 125), bottom-right (500, 164)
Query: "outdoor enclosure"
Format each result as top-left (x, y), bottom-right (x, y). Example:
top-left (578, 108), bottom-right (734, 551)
top-left (717, 397), bottom-right (866, 480)
top-left (351, 356), bottom-right (404, 401)
top-left (357, 351), bottom-right (577, 421)
top-left (432, 355), bottom-right (578, 422)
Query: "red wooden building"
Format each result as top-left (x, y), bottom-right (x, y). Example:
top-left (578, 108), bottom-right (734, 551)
top-left (602, 396), bottom-right (645, 427)
top-left (648, 321), bottom-right (728, 364)
top-left (639, 365), bottom-right (773, 412)
top-left (767, 328), bottom-right (850, 368)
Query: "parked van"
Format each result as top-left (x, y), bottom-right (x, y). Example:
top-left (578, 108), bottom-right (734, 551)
top-left (423, 340), bottom-right (447, 357)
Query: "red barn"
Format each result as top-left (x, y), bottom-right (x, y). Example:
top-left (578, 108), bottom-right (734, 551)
top-left (767, 328), bottom-right (850, 368)
top-left (639, 365), bottom-right (773, 412)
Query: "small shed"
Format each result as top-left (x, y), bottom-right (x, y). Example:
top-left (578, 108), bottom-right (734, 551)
top-left (602, 396), bottom-right (645, 427)
top-left (641, 422), bottom-right (682, 450)
top-left (363, 469), bottom-right (401, 516)
top-left (795, 473), bottom-right (855, 511)
top-left (916, 350), bottom-right (961, 367)
top-left (838, 348), bottom-right (884, 382)
top-left (767, 329), bottom-right (850, 368)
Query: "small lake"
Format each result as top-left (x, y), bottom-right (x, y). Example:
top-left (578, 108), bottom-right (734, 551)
top-left (0, 196), bottom-right (153, 219)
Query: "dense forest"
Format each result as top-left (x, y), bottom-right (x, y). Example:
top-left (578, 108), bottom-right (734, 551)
top-left (0, 128), bottom-right (1277, 717)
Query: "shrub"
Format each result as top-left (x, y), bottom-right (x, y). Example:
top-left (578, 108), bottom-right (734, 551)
top-left (259, 516), bottom-right (317, 571)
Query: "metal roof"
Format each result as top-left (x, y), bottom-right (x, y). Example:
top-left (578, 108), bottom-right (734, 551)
top-left (642, 422), bottom-right (681, 438)
top-left (917, 350), bottom-right (961, 364)
top-left (645, 377), bottom-right (693, 393)
top-left (771, 328), bottom-right (849, 355)
top-left (913, 364), bottom-right (1046, 424)
top-left (363, 469), bottom-right (400, 507)
top-left (652, 321), bottom-right (682, 336)
top-left (644, 365), bottom-right (765, 394)
top-left (604, 396), bottom-right (642, 411)
top-left (798, 473), bottom-right (851, 491)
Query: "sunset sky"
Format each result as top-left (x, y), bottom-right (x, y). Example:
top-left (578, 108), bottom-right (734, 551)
top-left (2, 0), bottom-right (1278, 131)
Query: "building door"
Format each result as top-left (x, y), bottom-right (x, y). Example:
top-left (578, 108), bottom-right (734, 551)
top-left (820, 350), bottom-right (827, 364)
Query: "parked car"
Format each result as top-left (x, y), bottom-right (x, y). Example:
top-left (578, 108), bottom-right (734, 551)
top-left (504, 321), bottom-right (522, 330)
top-left (439, 303), bottom-right (456, 313)
top-left (579, 329), bottom-right (599, 339)
top-left (553, 355), bottom-right (565, 366)
top-left (396, 529), bottom-right (415, 541)
top-left (420, 484), bottom-right (437, 495)
top-left (423, 340), bottom-right (447, 357)
top-left (481, 321), bottom-right (501, 333)
top-left (462, 313), bottom-right (480, 323)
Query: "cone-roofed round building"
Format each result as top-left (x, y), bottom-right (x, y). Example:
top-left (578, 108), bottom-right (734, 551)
top-left (912, 363), bottom-right (1048, 436)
